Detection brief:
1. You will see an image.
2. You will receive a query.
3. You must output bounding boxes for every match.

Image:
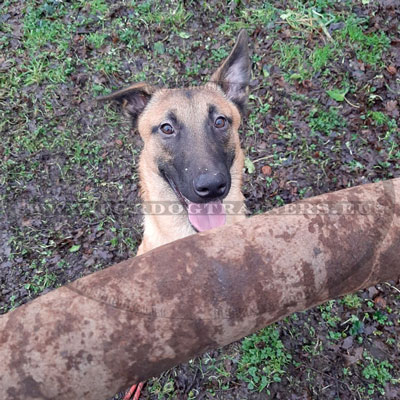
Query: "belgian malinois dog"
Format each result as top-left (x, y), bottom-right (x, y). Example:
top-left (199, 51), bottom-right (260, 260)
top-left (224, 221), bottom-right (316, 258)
top-left (99, 30), bottom-right (250, 255)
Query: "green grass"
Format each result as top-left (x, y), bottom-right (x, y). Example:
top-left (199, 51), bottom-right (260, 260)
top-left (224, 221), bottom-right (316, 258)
top-left (341, 294), bottom-right (363, 309)
top-left (312, 44), bottom-right (334, 70)
top-left (87, 32), bottom-right (108, 49)
top-left (273, 42), bottom-right (309, 78)
top-left (237, 326), bottom-right (292, 393)
top-left (87, 0), bottom-right (109, 15)
top-left (319, 300), bottom-right (341, 328)
top-left (362, 352), bottom-right (397, 396)
top-left (368, 111), bottom-right (389, 126)
top-left (147, 377), bottom-right (176, 399)
top-left (273, 40), bottom-right (337, 81)
top-left (268, 4), bottom-right (391, 81)
top-left (308, 107), bottom-right (347, 136)
top-left (218, 3), bottom-right (278, 33)
top-left (130, 0), bottom-right (193, 30)
top-left (340, 17), bottom-right (391, 66)
top-left (25, 270), bottom-right (58, 295)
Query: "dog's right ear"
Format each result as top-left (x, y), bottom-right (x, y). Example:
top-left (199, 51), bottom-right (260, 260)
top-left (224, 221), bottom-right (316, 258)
top-left (97, 83), bottom-right (155, 125)
top-left (209, 30), bottom-right (250, 115)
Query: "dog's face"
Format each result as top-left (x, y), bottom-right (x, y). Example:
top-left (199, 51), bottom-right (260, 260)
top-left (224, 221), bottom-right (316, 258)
top-left (138, 87), bottom-right (241, 202)
top-left (99, 31), bottom-right (250, 232)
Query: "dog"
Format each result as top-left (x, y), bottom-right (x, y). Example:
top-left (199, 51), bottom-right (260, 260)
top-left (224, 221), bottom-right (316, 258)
top-left (99, 30), bottom-right (250, 256)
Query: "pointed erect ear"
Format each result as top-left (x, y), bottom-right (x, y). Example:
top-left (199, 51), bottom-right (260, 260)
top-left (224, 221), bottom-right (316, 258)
top-left (209, 30), bottom-right (250, 115)
top-left (97, 83), bottom-right (156, 125)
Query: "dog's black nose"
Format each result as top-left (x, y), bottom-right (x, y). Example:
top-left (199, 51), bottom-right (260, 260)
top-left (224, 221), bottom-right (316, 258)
top-left (193, 172), bottom-right (227, 199)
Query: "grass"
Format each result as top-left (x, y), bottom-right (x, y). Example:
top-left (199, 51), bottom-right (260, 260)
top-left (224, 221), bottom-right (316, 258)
top-left (312, 44), bottom-right (334, 70)
top-left (130, 0), bottom-right (193, 30)
top-left (269, 3), bottom-right (391, 82)
top-left (340, 17), bottom-right (391, 66)
top-left (362, 353), bottom-right (397, 396)
top-left (308, 107), bottom-right (347, 136)
top-left (25, 269), bottom-right (58, 295)
top-left (237, 326), bottom-right (292, 393)
top-left (341, 294), bottom-right (363, 309)
top-left (218, 2), bottom-right (278, 33)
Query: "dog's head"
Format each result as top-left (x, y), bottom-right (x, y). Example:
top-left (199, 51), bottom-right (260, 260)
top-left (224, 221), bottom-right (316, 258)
top-left (99, 30), bottom-right (250, 232)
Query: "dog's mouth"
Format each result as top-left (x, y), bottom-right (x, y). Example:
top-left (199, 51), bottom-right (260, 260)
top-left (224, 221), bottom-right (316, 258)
top-left (161, 171), bottom-right (226, 232)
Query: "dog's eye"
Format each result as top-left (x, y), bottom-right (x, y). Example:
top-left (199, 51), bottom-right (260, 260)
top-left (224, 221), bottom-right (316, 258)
top-left (160, 123), bottom-right (174, 135)
top-left (214, 116), bottom-right (226, 129)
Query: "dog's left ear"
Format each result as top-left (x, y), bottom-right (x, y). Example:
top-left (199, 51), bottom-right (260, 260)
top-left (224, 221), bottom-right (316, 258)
top-left (209, 30), bottom-right (250, 114)
top-left (97, 82), bottom-right (156, 126)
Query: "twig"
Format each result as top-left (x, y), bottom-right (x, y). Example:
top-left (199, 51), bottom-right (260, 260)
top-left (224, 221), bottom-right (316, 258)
top-left (312, 10), bottom-right (333, 42)
top-left (344, 96), bottom-right (360, 108)
top-left (252, 155), bottom-right (274, 163)
top-left (384, 282), bottom-right (400, 294)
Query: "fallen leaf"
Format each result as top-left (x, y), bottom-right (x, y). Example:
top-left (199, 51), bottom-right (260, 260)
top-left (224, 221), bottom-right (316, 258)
top-left (178, 32), bottom-right (190, 39)
top-left (277, 122), bottom-right (285, 130)
top-left (367, 286), bottom-right (379, 298)
top-left (21, 218), bottom-right (32, 227)
top-left (302, 80), bottom-right (313, 89)
top-left (385, 100), bottom-right (398, 117)
top-left (326, 87), bottom-right (348, 102)
top-left (342, 336), bottom-right (353, 350)
top-left (343, 346), bottom-right (363, 366)
top-left (373, 296), bottom-right (387, 308)
top-left (387, 65), bottom-right (397, 75)
top-left (261, 165), bottom-right (272, 176)
top-left (369, 343), bottom-right (387, 361)
top-left (69, 244), bottom-right (81, 253)
top-left (244, 158), bottom-right (255, 174)
top-left (224, 358), bottom-right (232, 373)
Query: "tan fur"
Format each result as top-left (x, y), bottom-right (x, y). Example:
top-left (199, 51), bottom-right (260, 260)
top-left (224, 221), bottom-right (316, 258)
top-left (136, 86), bottom-right (246, 255)
top-left (99, 31), bottom-right (250, 255)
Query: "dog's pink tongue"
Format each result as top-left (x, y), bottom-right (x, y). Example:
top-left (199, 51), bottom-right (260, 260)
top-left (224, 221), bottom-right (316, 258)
top-left (188, 201), bottom-right (226, 232)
